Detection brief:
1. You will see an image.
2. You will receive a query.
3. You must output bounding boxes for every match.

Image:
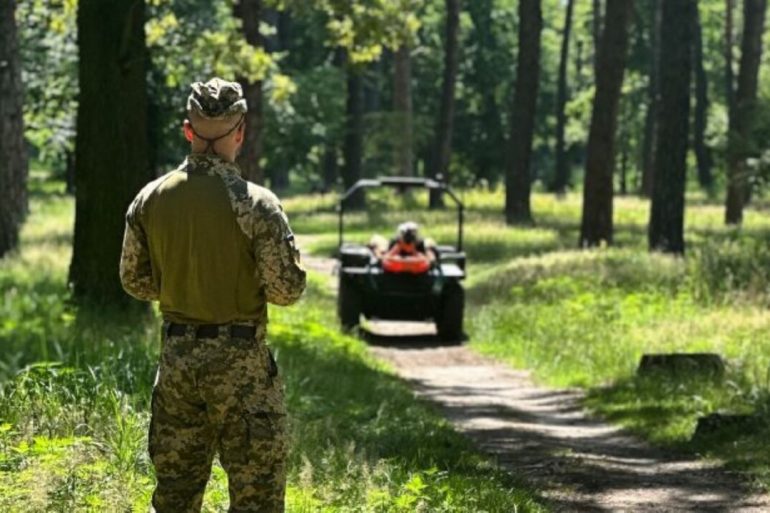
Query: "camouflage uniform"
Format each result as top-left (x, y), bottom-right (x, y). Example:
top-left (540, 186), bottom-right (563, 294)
top-left (119, 78), bottom-right (306, 513)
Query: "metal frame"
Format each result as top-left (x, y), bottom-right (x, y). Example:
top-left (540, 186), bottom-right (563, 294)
top-left (338, 177), bottom-right (465, 251)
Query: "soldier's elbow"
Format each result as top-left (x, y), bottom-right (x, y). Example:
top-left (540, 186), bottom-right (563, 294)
top-left (268, 271), bottom-right (307, 306)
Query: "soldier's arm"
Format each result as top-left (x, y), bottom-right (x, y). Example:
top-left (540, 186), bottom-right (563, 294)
top-left (119, 199), bottom-right (159, 302)
top-left (255, 208), bottom-right (306, 306)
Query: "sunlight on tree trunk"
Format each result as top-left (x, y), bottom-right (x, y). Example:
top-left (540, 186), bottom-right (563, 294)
top-left (235, 0), bottom-right (264, 185)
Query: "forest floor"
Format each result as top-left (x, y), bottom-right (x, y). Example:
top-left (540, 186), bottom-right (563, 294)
top-left (303, 244), bottom-right (770, 512)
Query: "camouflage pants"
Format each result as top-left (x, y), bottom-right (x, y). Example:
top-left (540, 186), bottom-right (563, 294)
top-left (149, 324), bottom-right (287, 513)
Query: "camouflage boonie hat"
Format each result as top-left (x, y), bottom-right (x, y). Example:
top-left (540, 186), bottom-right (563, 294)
top-left (187, 78), bottom-right (248, 120)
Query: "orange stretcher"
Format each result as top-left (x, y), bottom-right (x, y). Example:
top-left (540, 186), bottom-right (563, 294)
top-left (381, 255), bottom-right (431, 274)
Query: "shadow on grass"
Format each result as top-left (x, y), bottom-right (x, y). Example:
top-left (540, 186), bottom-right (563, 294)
top-left (268, 318), bottom-right (546, 510)
top-left (586, 373), bottom-right (770, 489)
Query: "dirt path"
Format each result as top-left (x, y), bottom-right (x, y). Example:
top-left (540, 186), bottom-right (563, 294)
top-left (370, 339), bottom-right (769, 512)
top-left (299, 245), bottom-right (770, 512)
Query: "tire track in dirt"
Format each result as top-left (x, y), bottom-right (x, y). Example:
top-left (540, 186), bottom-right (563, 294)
top-left (299, 245), bottom-right (770, 511)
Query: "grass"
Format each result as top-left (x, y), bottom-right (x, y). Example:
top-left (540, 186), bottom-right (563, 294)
top-left (0, 176), bottom-right (544, 511)
top-left (284, 184), bottom-right (770, 490)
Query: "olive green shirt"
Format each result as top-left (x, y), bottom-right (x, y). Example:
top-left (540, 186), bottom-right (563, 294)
top-left (119, 154), bottom-right (306, 326)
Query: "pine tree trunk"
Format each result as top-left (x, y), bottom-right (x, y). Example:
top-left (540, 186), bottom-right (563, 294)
top-left (552, 0), bottom-right (575, 195)
top-left (578, 0), bottom-right (633, 247)
top-left (725, 0), bottom-right (767, 225)
top-left (0, 0), bottom-right (27, 258)
top-left (234, 0), bottom-right (265, 185)
top-left (393, 46), bottom-right (413, 176)
top-left (724, 0), bottom-right (736, 119)
top-left (692, 5), bottom-right (713, 191)
top-left (343, 64), bottom-right (365, 209)
top-left (70, 0), bottom-right (152, 304)
top-left (592, 0), bottom-right (602, 77)
top-left (430, 0), bottom-right (461, 208)
top-left (640, 0), bottom-right (661, 197)
top-left (505, 0), bottom-right (542, 225)
top-left (649, 0), bottom-right (694, 254)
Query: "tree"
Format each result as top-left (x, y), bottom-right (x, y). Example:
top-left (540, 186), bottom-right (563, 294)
top-left (429, 0), bottom-right (461, 208)
top-left (640, 0), bottom-right (661, 197)
top-left (466, 0), bottom-right (505, 187)
top-left (692, 4), bottom-right (713, 191)
top-left (234, 0), bottom-right (265, 185)
top-left (724, 0), bottom-right (736, 119)
top-left (343, 62), bottom-right (365, 208)
top-left (0, 0), bottom-right (27, 258)
top-left (592, 0), bottom-right (602, 76)
top-left (505, 0), bottom-right (542, 225)
top-left (551, 0), bottom-right (576, 195)
top-left (725, 0), bottom-right (767, 225)
top-left (70, 0), bottom-right (152, 303)
top-left (393, 45), bottom-right (414, 176)
top-left (649, 0), bottom-right (694, 254)
top-left (578, 0), bottom-right (633, 247)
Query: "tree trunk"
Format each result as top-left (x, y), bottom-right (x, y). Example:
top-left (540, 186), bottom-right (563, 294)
top-left (692, 5), bottom-right (713, 191)
top-left (640, 0), bottom-right (661, 197)
top-left (343, 64), bottom-right (365, 209)
top-left (234, 0), bottom-right (265, 185)
top-left (393, 45), bottom-right (413, 176)
top-left (552, 0), bottom-right (576, 195)
top-left (578, 0), bottom-right (633, 247)
top-left (725, 0), bottom-right (767, 225)
top-left (724, 0), bottom-right (736, 119)
top-left (649, 0), bottom-right (694, 254)
top-left (505, 0), bottom-right (542, 225)
top-left (0, 0), bottom-right (27, 258)
top-left (429, 0), bottom-right (461, 208)
top-left (70, 0), bottom-right (152, 304)
top-left (592, 0), bottom-right (602, 77)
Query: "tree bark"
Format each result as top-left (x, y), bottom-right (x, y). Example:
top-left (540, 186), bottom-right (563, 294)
top-left (343, 64), bottom-right (365, 209)
top-left (429, 0), bottom-right (461, 208)
top-left (234, 0), bottom-right (265, 185)
top-left (70, 0), bottom-right (152, 304)
top-left (505, 0), bottom-right (542, 225)
top-left (724, 0), bottom-right (736, 119)
top-left (578, 0), bottom-right (633, 247)
top-left (692, 5), bottom-right (713, 191)
top-left (640, 0), bottom-right (661, 197)
top-left (0, 0), bottom-right (27, 258)
top-left (551, 0), bottom-right (576, 195)
top-left (393, 45), bottom-right (413, 176)
top-left (725, 0), bottom-right (767, 225)
top-left (649, 0), bottom-right (694, 254)
top-left (592, 0), bottom-right (602, 77)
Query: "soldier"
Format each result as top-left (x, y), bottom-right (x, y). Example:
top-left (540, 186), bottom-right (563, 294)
top-left (119, 77), bottom-right (306, 512)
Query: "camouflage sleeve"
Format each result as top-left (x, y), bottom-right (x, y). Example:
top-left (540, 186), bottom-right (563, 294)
top-left (119, 197), bottom-right (159, 302)
top-left (255, 208), bottom-right (307, 306)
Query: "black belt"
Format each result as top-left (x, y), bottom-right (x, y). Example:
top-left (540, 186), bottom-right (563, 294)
top-left (165, 323), bottom-right (257, 340)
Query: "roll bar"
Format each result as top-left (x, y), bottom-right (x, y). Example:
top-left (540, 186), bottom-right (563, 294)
top-left (338, 177), bottom-right (465, 251)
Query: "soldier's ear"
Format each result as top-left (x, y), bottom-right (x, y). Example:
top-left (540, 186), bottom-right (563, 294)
top-left (183, 120), bottom-right (194, 142)
top-left (235, 122), bottom-right (245, 144)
